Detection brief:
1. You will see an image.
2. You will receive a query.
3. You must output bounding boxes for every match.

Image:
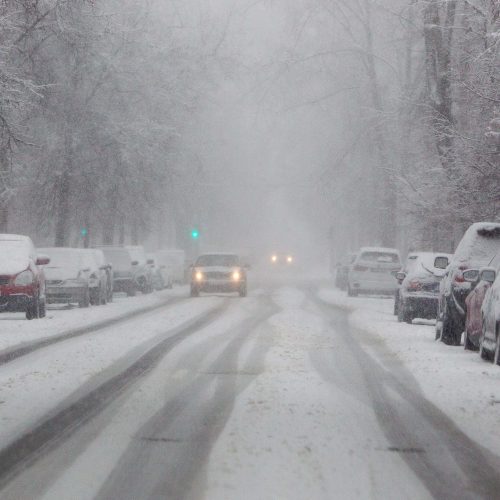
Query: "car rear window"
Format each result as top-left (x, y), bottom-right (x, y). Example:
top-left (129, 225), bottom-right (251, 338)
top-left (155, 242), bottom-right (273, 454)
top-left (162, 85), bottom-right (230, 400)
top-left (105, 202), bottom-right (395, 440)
top-left (455, 226), bottom-right (500, 263)
top-left (359, 252), bottom-right (400, 264)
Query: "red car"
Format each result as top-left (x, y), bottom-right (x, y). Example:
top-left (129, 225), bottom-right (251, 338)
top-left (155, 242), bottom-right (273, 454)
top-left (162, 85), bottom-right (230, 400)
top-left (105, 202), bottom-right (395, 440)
top-left (464, 267), bottom-right (497, 350)
top-left (0, 234), bottom-right (50, 319)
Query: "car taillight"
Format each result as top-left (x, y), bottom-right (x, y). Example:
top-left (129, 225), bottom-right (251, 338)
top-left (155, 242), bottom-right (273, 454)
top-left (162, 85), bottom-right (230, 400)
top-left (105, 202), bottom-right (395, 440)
top-left (407, 280), bottom-right (422, 291)
top-left (354, 265), bottom-right (368, 272)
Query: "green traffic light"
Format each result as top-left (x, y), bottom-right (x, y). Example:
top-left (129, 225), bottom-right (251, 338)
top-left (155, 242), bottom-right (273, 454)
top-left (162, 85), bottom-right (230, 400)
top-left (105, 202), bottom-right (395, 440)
top-left (191, 229), bottom-right (199, 239)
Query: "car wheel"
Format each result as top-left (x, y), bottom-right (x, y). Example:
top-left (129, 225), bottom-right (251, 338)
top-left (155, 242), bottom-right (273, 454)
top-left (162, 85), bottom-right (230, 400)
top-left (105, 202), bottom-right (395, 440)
top-left (26, 297), bottom-right (39, 320)
top-left (39, 299), bottom-right (46, 318)
top-left (394, 295), bottom-right (399, 316)
top-left (239, 285), bottom-right (247, 297)
top-left (190, 286), bottom-right (199, 298)
top-left (479, 323), bottom-right (492, 361)
top-left (440, 301), bottom-right (459, 345)
top-left (127, 287), bottom-right (136, 297)
top-left (101, 289), bottom-right (107, 305)
top-left (463, 329), bottom-right (476, 351)
top-left (79, 289), bottom-right (90, 308)
top-left (494, 325), bottom-right (500, 366)
top-left (347, 285), bottom-right (358, 297)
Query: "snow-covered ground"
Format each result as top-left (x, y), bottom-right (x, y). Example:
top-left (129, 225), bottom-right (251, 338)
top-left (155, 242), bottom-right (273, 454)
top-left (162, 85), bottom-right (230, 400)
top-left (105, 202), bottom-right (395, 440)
top-left (318, 287), bottom-right (500, 457)
top-left (0, 287), bottom-right (187, 352)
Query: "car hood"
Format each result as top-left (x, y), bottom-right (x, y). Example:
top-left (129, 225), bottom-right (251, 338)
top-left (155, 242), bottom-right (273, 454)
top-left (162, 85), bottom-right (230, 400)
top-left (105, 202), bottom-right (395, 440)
top-left (0, 256), bottom-right (30, 276)
top-left (44, 266), bottom-right (79, 281)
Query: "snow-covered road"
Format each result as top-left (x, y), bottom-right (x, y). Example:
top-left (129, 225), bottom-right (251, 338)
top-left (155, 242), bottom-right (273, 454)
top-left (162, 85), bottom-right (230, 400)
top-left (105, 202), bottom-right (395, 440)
top-left (0, 283), bottom-right (499, 499)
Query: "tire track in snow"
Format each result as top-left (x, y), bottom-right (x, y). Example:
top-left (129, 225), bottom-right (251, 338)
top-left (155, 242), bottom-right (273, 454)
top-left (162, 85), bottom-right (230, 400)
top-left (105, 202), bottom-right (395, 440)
top-left (0, 299), bottom-right (229, 490)
top-left (310, 291), bottom-right (500, 500)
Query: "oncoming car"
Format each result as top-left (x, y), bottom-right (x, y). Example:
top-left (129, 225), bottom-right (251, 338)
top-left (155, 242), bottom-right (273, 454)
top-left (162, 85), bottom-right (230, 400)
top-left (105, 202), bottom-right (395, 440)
top-left (191, 253), bottom-right (247, 297)
top-left (270, 253), bottom-right (294, 266)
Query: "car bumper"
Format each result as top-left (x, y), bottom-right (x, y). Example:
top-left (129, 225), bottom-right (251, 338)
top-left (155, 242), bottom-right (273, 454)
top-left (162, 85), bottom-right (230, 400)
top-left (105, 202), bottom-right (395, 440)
top-left (113, 278), bottom-right (135, 292)
top-left (0, 294), bottom-right (32, 312)
top-left (403, 296), bottom-right (438, 319)
top-left (350, 274), bottom-right (398, 294)
top-left (193, 280), bottom-right (245, 293)
top-left (46, 286), bottom-right (87, 304)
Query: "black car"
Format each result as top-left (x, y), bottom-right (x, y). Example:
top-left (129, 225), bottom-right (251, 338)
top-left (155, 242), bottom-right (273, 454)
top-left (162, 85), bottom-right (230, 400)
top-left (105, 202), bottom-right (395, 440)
top-left (436, 223), bottom-right (500, 345)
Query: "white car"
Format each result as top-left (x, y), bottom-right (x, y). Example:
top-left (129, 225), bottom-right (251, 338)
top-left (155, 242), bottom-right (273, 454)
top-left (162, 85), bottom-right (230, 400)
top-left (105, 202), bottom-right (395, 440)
top-left (348, 247), bottom-right (401, 296)
top-left (479, 265), bottom-right (500, 364)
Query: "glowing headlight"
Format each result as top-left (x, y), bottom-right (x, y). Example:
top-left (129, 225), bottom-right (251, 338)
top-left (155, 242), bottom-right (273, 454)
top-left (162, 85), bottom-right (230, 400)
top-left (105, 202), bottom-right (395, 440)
top-left (232, 271), bottom-right (241, 281)
top-left (287, 256), bottom-right (293, 263)
top-left (271, 255), bottom-right (278, 263)
top-left (14, 270), bottom-right (34, 286)
top-left (195, 271), bottom-right (203, 281)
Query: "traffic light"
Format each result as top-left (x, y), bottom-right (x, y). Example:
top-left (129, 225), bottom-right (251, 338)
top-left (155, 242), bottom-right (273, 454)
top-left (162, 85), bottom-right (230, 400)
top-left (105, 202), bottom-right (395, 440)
top-left (80, 228), bottom-right (88, 237)
top-left (191, 229), bottom-right (199, 240)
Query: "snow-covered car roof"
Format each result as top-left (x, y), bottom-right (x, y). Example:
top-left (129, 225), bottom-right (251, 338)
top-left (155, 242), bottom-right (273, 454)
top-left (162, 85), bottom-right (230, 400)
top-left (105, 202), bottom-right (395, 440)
top-left (453, 222), bottom-right (500, 265)
top-left (358, 246), bottom-right (400, 254)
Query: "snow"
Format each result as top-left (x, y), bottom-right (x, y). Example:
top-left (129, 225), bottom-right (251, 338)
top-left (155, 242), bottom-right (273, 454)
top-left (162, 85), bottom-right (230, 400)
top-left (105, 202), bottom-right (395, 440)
top-left (203, 287), bottom-right (431, 499)
top-left (0, 292), bottom-right (222, 451)
top-left (0, 288), bottom-right (186, 353)
top-left (317, 287), bottom-right (500, 458)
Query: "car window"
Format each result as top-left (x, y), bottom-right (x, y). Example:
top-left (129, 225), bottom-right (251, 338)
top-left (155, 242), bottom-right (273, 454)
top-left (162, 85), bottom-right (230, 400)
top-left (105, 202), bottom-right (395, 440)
top-left (359, 252), bottom-right (400, 264)
top-left (41, 249), bottom-right (83, 270)
top-left (100, 249), bottom-right (131, 269)
top-left (196, 255), bottom-right (239, 266)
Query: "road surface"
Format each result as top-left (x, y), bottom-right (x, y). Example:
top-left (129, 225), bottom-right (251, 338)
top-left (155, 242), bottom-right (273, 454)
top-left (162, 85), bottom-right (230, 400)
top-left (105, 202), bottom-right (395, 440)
top-left (0, 281), bottom-right (499, 500)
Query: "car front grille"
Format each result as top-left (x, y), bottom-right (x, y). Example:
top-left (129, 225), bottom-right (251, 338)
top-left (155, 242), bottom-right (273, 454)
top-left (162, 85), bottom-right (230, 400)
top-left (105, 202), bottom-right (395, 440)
top-left (0, 276), bottom-right (10, 286)
top-left (205, 272), bottom-right (231, 280)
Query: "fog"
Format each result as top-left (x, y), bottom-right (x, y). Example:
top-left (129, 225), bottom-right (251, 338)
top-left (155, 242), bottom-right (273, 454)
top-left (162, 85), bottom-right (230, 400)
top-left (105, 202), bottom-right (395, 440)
top-left (1, 0), bottom-right (498, 264)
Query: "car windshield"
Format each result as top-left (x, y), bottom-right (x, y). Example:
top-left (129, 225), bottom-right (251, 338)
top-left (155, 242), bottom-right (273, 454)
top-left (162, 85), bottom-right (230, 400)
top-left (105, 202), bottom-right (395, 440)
top-left (0, 239), bottom-right (30, 259)
top-left (127, 247), bottom-right (146, 264)
top-left (196, 254), bottom-right (239, 267)
top-left (360, 251), bottom-right (400, 264)
top-left (100, 249), bottom-right (131, 270)
top-left (41, 249), bottom-right (82, 269)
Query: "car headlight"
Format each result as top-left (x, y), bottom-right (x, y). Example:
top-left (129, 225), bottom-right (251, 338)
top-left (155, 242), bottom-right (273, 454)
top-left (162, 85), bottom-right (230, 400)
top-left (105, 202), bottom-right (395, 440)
top-left (14, 270), bottom-right (34, 286)
top-left (232, 271), bottom-right (241, 281)
top-left (195, 271), bottom-right (203, 281)
top-left (287, 256), bottom-right (293, 263)
top-left (271, 255), bottom-right (278, 263)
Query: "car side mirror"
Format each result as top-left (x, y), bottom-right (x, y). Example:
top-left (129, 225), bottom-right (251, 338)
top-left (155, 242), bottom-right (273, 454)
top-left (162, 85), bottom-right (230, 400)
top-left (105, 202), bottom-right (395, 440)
top-left (396, 271), bottom-right (406, 282)
top-left (131, 260), bottom-right (139, 266)
top-left (479, 268), bottom-right (496, 284)
top-left (434, 256), bottom-right (449, 270)
top-left (463, 269), bottom-right (480, 283)
top-left (36, 255), bottom-right (50, 266)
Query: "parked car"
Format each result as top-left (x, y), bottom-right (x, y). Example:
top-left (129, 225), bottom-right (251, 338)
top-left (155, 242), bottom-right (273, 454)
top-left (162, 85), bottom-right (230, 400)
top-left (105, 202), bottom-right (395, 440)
top-left (126, 246), bottom-right (154, 294)
top-left (394, 252), bottom-right (421, 315)
top-left (191, 253), bottom-right (247, 297)
top-left (436, 222), bottom-right (500, 346)
top-left (81, 249), bottom-right (110, 305)
top-left (147, 254), bottom-right (173, 290)
top-left (347, 247), bottom-right (401, 296)
top-left (80, 249), bottom-right (108, 305)
top-left (464, 266), bottom-right (498, 350)
top-left (91, 248), bottom-right (114, 303)
top-left (395, 252), bottom-right (451, 323)
top-left (98, 246), bottom-right (137, 296)
top-left (40, 247), bottom-right (91, 308)
top-left (156, 249), bottom-right (186, 284)
top-left (335, 252), bottom-right (357, 291)
top-left (479, 266), bottom-right (500, 364)
top-left (0, 234), bottom-right (49, 319)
